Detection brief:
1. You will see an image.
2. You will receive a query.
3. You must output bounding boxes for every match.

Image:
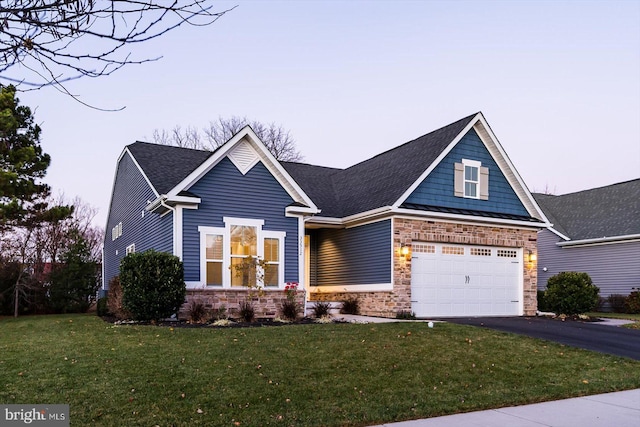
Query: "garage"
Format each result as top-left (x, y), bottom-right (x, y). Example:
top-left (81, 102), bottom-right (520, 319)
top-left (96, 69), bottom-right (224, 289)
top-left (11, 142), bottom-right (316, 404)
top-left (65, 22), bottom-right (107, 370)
top-left (410, 242), bottom-right (523, 317)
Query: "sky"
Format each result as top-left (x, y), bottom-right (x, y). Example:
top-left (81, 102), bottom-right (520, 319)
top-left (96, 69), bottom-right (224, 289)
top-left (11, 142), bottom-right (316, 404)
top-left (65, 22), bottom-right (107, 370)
top-left (14, 0), bottom-right (640, 229)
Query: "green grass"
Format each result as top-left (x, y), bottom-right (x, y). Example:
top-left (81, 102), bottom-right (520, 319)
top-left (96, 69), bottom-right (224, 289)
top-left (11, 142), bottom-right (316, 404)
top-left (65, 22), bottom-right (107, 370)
top-left (1, 314), bottom-right (639, 427)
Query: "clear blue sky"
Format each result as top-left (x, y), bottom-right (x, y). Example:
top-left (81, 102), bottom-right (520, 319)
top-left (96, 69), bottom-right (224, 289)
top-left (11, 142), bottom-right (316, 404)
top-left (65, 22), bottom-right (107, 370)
top-left (18, 0), bottom-right (640, 228)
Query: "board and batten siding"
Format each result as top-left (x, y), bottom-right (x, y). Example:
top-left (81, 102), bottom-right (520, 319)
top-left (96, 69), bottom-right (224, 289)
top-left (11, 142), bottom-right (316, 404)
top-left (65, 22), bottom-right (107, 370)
top-left (311, 219), bottom-right (392, 287)
top-left (182, 158), bottom-right (298, 283)
top-left (103, 152), bottom-right (173, 288)
top-left (537, 229), bottom-right (640, 297)
top-left (405, 129), bottom-right (529, 217)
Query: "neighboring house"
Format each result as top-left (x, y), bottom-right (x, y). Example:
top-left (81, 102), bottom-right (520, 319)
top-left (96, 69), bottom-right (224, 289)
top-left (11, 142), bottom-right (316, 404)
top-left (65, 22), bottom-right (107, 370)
top-left (103, 112), bottom-right (548, 318)
top-left (534, 179), bottom-right (640, 301)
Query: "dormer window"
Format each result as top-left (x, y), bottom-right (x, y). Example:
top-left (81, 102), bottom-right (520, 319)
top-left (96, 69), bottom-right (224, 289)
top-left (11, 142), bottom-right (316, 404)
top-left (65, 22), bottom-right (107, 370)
top-left (454, 159), bottom-right (489, 200)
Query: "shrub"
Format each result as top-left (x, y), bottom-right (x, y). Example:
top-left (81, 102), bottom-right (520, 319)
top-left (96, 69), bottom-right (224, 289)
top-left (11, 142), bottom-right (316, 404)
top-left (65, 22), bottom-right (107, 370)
top-left (537, 290), bottom-right (552, 312)
top-left (608, 294), bottom-right (627, 313)
top-left (106, 276), bottom-right (131, 320)
top-left (544, 272), bottom-right (599, 315)
top-left (119, 250), bottom-right (186, 322)
top-left (238, 300), bottom-right (255, 322)
top-left (396, 310), bottom-right (416, 320)
top-left (211, 304), bottom-right (227, 321)
top-left (312, 301), bottom-right (331, 318)
top-left (340, 297), bottom-right (360, 315)
top-left (279, 282), bottom-right (300, 321)
top-left (624, 289), bottom-right (640, 314)
top-left (96, 297), bottom-right (109, 317)
top-left (187, 300), bottom-right (207, 323)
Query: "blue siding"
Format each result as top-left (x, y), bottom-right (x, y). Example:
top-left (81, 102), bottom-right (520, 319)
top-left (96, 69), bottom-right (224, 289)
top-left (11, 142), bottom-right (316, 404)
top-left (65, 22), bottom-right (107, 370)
top-left (103, 153), bottom-right (173, 288)
top-left (406, 129), bottom-right (529, 216)
top-left (537, 229), bottom-right (640, 297)
top-left (312, 219), bottom-right (392, 286)
top-left (182, 158), bottom-right (298, 282)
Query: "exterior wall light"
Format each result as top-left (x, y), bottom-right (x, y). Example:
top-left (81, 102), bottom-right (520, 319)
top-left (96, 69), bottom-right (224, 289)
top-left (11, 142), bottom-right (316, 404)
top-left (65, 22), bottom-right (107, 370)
top-left (400, 244), bottom-right (410, 258)
top-left (527, 250), bottom-right (537, 263)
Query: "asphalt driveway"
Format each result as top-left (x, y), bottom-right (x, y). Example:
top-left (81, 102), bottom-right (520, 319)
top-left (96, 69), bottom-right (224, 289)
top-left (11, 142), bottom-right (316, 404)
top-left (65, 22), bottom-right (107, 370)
top-left (443, 316), bottom-right (640, 360)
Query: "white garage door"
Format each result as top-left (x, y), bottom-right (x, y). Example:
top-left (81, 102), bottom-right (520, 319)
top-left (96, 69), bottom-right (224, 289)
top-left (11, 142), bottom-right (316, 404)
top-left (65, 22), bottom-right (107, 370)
top-left (410, 243), bottom-right (522, 317)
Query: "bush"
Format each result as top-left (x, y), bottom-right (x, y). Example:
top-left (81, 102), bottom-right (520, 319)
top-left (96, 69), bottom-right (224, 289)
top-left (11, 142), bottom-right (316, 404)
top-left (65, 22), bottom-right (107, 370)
top-left (340, 297), bottom-right (360, 315)
top-left (608, 294), bottom-right (627, 313)
top-left (238, 300), bottom-right (255, 322)
top-left (279, 282), bottom-right (300, 321)
top-left (96, 297), bottom-right (109, 317)
top-left (396, 310), bottom-right (416, 320)
top-left (537, 290), bottom-right (551, 312)
top-left (119, 250), bottom-right (186, 322)
top-left (544, 272), bottom-right (599, 315)
top-left (187, 300), bottom-right (207, 323)
top-left (311, 301), bottom-right (331, 318)
top-left (106, 276), bottom-right (131, 320)
top-left (624, 289), bottom-right (640, 314)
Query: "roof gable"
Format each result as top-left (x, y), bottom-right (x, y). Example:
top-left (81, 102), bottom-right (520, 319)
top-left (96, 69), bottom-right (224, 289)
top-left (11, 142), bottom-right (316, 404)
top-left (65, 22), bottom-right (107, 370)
top-left (534, 179), bottom-right (640, 241)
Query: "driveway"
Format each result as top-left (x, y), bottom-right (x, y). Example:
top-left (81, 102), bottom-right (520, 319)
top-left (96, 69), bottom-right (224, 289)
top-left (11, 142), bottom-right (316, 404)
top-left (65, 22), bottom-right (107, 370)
top-left (443, 316), bottom-right (640, 360)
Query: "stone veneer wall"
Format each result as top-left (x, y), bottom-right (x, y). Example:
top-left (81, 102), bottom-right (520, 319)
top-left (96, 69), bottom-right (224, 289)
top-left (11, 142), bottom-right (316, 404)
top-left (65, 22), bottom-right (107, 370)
top-left (180, 289), bottom-right (306, 320)
top-left (310, 217), bottom-right (539, 318)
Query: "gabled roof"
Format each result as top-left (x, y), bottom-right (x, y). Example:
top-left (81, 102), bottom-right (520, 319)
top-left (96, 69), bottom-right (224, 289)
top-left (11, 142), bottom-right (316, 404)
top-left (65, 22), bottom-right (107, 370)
top-left (283, 114), bottom-right (477, 217)
top-left (127, 142), bottom-right (212, 194)
top-left (533, 179), bottom-right (640, 241)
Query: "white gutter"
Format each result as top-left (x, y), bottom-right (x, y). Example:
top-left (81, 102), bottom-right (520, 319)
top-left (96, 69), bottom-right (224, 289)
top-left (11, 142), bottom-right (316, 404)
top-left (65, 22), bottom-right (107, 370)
top-left (556, 233), bottom-right (640, 247)
top-left (393, 207), bottom-right (548, 229)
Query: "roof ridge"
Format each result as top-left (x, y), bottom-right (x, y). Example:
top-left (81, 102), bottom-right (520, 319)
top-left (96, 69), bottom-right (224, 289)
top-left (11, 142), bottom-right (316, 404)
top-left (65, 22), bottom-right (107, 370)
top-left (551, 178), bottom-right (640, 197)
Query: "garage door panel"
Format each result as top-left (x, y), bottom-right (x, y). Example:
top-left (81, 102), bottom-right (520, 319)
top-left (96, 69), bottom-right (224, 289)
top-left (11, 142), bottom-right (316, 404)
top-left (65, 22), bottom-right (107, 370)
top-left (411, 243), bottom-right (521, 317)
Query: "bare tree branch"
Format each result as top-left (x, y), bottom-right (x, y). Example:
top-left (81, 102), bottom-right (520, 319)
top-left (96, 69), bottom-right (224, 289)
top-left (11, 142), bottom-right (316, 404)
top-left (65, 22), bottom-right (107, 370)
top-left (0, 1), bottom-right (235, 95)
top-left (150, 116), bottom-right (304, 162)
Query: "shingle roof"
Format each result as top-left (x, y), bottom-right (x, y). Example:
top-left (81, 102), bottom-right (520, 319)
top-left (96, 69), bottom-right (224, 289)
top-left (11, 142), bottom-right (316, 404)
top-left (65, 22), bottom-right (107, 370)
top-left (283, 113), bottom-right (477, 217)
top-left (127, 142), bottom-right (212, 194)
top-left (533, 179), bottom-right (640, 240)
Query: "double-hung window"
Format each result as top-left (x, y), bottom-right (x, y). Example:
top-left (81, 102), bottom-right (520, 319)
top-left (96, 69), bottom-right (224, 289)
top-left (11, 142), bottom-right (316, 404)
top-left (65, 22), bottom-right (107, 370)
top-left (463, 159), bottom-right (480, 199)
top-left (199, 218), bottom-right (286, 288)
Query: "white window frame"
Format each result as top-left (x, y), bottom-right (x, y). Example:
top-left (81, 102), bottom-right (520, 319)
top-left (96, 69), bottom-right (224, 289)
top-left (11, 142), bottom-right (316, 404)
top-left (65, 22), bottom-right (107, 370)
top-left (125, 243), bottom-right (135, 255)
top-left (198, 218), bottom-right (286, 289)
top-left (462, 159), bottom-right (481, 199)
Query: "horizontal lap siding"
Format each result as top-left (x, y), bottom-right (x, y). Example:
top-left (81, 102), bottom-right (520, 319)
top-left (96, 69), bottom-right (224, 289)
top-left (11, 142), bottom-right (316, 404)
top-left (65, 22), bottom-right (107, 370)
top-left (314, 219), bottom-right (391, 286)
top-left (406, 129), bottom-right (529, 217)
top-left (183, 158), bottom-right (298, 282)
top-left (103, 153), bottom-right (172, 288)
top-left (537, 229), bottom-right (640, 296)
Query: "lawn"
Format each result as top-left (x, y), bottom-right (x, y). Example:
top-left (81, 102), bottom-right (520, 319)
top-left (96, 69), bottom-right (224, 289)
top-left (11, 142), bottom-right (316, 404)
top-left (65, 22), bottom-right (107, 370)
top-left (1, 314), bottom-right (639, 427)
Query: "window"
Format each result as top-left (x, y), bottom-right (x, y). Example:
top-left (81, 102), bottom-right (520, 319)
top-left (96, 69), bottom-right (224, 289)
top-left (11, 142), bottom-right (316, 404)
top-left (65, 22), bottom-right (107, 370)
top-left (464, 161), bottom-right (479, 198)
top-left (126, 243), bottom-right (135, 255)
top-left (198, 219), bottom-right (286, 289)
top-left (454, 160), bottom-right (489, 200)
top-left (111, 222), bottom-right (122, 241)
top-left (497, 249), bottom-right (518, 258)
top-left (470, 248), bottom-right (491, 256)
top-left (230, 225), bottom-right (257, 287)
top-left (205, 234), bottom-right (224, 286)
top-left (442, 246), bottom-right (464, 255)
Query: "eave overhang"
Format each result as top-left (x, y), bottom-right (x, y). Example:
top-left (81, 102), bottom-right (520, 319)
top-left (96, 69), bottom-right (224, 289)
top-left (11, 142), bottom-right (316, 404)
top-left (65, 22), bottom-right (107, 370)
top-left (556, 233), bottom-right (640, 248)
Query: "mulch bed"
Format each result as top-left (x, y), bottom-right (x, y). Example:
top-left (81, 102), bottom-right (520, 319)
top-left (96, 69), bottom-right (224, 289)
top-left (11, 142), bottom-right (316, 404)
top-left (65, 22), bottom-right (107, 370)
top-left (100, 315), bottom-right (338, 328)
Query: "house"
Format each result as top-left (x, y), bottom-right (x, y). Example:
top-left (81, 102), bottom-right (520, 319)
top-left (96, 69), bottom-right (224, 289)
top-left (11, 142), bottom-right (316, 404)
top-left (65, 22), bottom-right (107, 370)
top-left (103, 112), bottom-right (549, 318)
top-left (534, 179), bottom-right (640, 302)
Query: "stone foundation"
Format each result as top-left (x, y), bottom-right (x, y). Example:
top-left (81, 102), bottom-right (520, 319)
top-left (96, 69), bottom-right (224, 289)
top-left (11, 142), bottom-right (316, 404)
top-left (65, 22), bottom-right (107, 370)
top-left (179, 288), bottom-right (306, 320)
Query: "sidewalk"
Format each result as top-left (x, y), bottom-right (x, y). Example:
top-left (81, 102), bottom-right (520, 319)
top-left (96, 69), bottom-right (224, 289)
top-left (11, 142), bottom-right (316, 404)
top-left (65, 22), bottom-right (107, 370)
top-left (370, 389), bottom-right (640, 427)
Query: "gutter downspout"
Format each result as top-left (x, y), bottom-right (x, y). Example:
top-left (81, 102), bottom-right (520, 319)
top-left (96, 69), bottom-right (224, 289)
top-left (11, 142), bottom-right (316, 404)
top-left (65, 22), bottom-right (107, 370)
top-left (159, 198), bottom-right (178, 257)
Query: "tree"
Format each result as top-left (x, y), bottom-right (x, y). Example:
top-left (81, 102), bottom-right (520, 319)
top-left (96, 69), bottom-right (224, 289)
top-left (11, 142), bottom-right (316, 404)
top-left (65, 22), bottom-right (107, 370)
top-left (0, 84), bottom-right (51, 228)
top-left (0, 1), bottom-right (234, 93)
top-left (152, 116), bottom-right (304, 162)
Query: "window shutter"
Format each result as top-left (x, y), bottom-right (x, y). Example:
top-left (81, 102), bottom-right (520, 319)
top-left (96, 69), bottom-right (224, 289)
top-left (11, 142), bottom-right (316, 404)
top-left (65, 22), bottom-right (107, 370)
top-left (454, 162), bottom-right (464, 197)
top-left (479, 166), bottom-right (489, 200)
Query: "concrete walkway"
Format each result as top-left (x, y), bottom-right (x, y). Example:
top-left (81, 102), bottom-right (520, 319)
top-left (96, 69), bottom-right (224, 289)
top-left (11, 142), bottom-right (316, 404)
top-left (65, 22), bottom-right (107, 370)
top-left (371, 389), bottom-right (640, 427)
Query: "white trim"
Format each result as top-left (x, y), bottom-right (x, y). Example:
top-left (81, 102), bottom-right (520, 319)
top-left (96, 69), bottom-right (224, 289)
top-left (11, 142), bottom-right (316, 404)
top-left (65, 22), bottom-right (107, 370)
top-left (391, 113), bottom-right (550, 227)
top-left (298, 216), bottom-right (306, 290)
top-left (462, 158), bottom-right (481, 199)
top-left (393, 209), bottom-right (546, 229)
top-left (165, 127), bottom-right (319, 214)
top-left (544, 226), bottom-right (571, 241)
top-left (309, 283), bottom-right (394, 293)
top-left (393, 116), bottom-right (478, 209)
top-left (286, 205), bottom-right (318, 216)
top-left (556, 233), bottom-right (640, 248)
top-left (174, 206), bottom-right (183, 260)
top-left (198, 226), bottom-right (225, 287)
top-left (223, 217), bottom-right (265, 227)
top-left (263, 230), bottom-right (286, 288)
